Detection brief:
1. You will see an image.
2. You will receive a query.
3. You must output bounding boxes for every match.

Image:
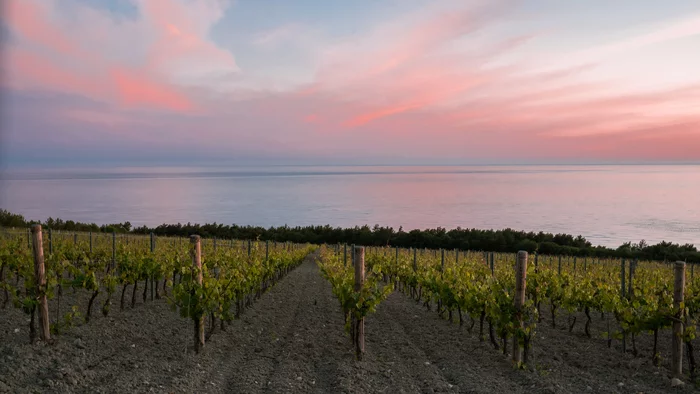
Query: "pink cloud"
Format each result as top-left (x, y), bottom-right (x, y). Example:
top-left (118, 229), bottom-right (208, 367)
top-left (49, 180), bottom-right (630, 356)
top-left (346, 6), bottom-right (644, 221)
top-left (4, 47), bottom-right (103, 97)
top-left (5, 0), bottom-right (83, 58)
top-left (139, 0), bottom-right (239, 83)
top-left (304, 114), bottom-right (319, 123)
top-left (110, 68), bottom-right (195, 112)
top-left (3, 0), bottom-right (236, 114)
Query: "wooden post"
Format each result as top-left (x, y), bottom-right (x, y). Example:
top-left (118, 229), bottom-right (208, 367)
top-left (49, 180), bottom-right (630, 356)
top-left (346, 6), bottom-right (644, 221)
top-left (628, 259), bottom-right (636, 299)
top-left (213, 237), bottom-right (217, 252)
top-left (48, 229), bottom-right (53, 254)
top-left (534, 252), bottom-right (538, 273)
top-left (489, 253), bottom-right (494, 275)
top-left (441, 249), bottom-right (445, 274)
top-left (343, 244), bottom-right (347, 267)
top-left (266, 240), bottom-right (269, 260)
top-left (112, 232), bottom-right (116, 270)
top-left (672, 261), bottom-right (685, 378)
top-left (354, 246), bottom-right (365, 360)
top-left (455, 249), bottom-right (458, 265)
top-left (89, 231), bottom-right (92, 253)
top-left (620, 259), bottom-right (626, 299)
top-left (558, 256), bottom-right (562, 275)
top-left (247, 239), bottom-right (251, 257)
top-left (31, 225), bottom-right (50, 342)
top-left (513, 251), bottom-right (527, 366)
top-left (191, 235), bottom-right (204, 353)
top-left (573, 257), bottom-right (577, 277)
top-left (413, 248), bottom-right (417, 272)
top-left (351, 244), bottom-right (355, 267)
top-left (150, 233), bottom-right (155, 253)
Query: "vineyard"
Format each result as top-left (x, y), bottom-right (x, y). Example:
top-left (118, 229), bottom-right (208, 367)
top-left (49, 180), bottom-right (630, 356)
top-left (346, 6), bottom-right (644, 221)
top-left (1, 226), bottom-right (699, 393)
top-left (317, 245), bottom-right (699, 387)
top-left (0, 226), bottom-right (311, 349)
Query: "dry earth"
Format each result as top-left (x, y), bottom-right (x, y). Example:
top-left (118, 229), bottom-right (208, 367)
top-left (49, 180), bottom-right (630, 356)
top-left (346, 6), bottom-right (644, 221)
top-left (0, 253), bottom-right (697, 393)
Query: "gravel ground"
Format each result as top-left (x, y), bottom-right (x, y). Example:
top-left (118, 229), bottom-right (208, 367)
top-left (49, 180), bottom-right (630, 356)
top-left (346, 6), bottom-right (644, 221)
top-left (0, 254), bottom-right (697, 393)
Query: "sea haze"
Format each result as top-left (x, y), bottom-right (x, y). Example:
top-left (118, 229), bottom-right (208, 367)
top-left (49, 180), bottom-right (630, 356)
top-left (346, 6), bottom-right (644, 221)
top-left (1, 165), bottom-right (698, 249)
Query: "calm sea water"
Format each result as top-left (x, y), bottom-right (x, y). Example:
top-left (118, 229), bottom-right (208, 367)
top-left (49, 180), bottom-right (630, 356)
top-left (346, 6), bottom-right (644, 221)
top-left (1, 165), bottom-right (698, 248)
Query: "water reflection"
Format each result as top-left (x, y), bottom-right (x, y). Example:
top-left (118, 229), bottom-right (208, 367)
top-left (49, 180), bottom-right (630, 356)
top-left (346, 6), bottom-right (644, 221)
top-left (0, 165), bottom-right (698, 247)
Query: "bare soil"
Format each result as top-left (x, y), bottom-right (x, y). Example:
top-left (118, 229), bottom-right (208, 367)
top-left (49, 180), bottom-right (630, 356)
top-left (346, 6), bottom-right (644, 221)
top-left (0, 254), bottom-right (697, 393)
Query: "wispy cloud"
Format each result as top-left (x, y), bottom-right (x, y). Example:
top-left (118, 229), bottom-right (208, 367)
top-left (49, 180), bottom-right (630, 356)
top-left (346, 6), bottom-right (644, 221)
top-left (2, 0), bottom-right (699, 165)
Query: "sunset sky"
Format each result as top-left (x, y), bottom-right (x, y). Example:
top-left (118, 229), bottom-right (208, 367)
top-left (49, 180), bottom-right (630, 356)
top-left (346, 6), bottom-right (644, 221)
top-left (2, 0), bottom-right (700, 167)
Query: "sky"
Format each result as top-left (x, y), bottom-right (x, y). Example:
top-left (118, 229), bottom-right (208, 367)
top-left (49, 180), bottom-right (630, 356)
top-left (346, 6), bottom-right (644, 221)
top-left (1, 0), bottom-right (700, 167)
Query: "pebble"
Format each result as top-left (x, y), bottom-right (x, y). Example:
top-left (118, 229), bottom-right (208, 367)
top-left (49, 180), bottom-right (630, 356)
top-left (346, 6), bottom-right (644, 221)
top-left (671, 378), bottom-right (684, 387)
top-left (74, 339), bottom-right (86, 349)
top-left (296, 376), bottom-right (302, 382)
top-left (618, 382), bottom-right (624, 387)
top-left (424, 361), bottom-right (431, 366)
top-left (586, 386), bottom-right (592, 391)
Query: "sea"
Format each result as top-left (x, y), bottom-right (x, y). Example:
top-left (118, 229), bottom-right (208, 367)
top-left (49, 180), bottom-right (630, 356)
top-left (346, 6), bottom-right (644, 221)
top-left (1, 165), bottom-right (698, 249)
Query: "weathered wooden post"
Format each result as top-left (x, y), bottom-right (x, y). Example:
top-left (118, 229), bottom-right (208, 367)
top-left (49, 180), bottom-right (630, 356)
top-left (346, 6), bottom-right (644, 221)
top-left (672, 261), bottom-right (685, 378)
top-left (247, 239), bottom-right (251, 257)
top-left (620, 259), bottom-right (627, 352)
top-left (489, 252), bottom-right (494, 275)
top-left (343, 244), bottom-right (347, 267)
top-left (534, 252), bottom-right (538, 273)
top-left (558, 256), bottom-right (562, 275)
top-left (692, 263), bottom-right (695, 280)
top-left (111, 232), bottom-right (116, 270)
top-left (620, 259), bottom-right (626, 298)
top-left (351, 244), bottom-right (355, 268)
top-left (628, 259), bottom-right (636, 299)
top-left (89, 231), bottom-right (93, 254)
top-left (150, 233), bottom-right (155, 253)
top-left (413, 248), bottom-right (417, 272)
top-left (441, 249), bottom-right (445, 273)
top-left (31, 225), bottom-right (50, 342)
top-left (191, 235), bottom-right (204, 353)
top-left (48, 229), bottom-right (53, 255)
top-left (513, 250), bottom-right (527, 366)
top-left (266, 240), bottom-right (269, 261)
top-left (354, 246), bottom-right (365, 360)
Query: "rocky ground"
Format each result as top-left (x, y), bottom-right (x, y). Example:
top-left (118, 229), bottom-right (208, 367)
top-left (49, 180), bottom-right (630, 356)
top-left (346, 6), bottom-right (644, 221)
top-left (0, 253), bottom-right (697, 393)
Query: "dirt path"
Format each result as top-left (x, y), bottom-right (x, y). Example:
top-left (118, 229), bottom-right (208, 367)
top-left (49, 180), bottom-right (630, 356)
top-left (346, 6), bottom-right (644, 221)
top-left (0, 254), bottom-right (697, 393)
